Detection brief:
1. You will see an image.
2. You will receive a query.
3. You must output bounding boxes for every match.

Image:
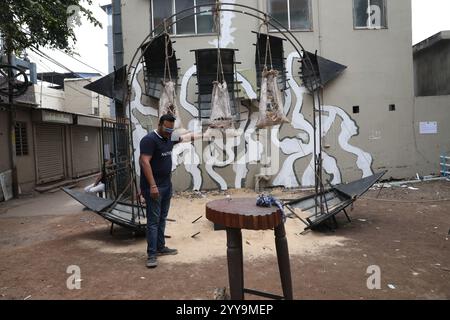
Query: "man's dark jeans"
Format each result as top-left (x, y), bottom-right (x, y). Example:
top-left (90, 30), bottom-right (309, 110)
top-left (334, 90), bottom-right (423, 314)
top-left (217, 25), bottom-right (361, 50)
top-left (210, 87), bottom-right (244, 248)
top-left (143, 184), bottom-right (173, 257)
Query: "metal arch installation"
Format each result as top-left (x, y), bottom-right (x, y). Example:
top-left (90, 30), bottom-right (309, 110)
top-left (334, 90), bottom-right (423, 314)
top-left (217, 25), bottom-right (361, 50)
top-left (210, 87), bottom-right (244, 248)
top-left (124, 1), bottom-right (325, 204)
top-left (65, 1), bottom-right (326, 234)
top-left (65, 1), bottom-right (386, 233)
top-left (65, 1), bottom-right (340, 233)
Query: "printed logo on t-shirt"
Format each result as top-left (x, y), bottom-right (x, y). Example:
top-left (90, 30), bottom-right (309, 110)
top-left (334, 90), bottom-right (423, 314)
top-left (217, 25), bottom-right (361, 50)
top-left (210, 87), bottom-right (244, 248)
top-left (161, 151), bottom-right (172, 157)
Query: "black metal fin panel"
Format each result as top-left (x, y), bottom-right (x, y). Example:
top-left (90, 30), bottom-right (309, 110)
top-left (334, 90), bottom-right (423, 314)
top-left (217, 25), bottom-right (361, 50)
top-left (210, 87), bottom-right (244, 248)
top-left (62, 187), bottom-right (114, 212)
top-left (301, 51), bottom-right (347, 91)
top-left (84, 65), bottom-right (127, 102)
top-left (334, 171), bottom-right (387, 199)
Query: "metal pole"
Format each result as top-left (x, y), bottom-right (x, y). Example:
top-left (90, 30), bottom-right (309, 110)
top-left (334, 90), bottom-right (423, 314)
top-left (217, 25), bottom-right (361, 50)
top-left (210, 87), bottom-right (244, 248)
top-left (7, 46), bottom-right (19, 198)
top-left (312, 90), bottom-right (318, 216)
top-left (317, 88), bottom-right (325, 214)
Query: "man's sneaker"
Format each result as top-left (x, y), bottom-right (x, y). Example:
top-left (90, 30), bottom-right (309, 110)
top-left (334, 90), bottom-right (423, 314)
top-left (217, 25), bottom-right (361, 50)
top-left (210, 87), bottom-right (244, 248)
top-left (146, 256), bottom-right (158, 268)
top-left (157, 247), bottom-right (178, 256)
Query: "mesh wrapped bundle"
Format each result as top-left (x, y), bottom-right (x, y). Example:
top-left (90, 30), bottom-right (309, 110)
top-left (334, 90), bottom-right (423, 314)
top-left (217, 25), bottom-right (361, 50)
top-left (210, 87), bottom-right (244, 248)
top-left (209, 81), bottom-right (233, 129)
top-left (204, 81), bottom-right (241, 139)
top-left (159, 81), bottom-right (188, 134)
top-left (256, 69), bottom-right (290, 129)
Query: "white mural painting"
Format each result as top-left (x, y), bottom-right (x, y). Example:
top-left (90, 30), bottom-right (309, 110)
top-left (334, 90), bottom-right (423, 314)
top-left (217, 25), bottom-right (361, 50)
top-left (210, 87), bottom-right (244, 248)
top-left (130, 2), bottom-right (374, 190)
top-left (129, 63), bottom-right (157, 178)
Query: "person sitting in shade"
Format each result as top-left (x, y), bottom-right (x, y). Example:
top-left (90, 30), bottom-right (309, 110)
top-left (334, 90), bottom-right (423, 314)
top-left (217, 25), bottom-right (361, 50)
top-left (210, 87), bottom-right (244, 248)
top-left (84, 155), bottom-right (114, 196)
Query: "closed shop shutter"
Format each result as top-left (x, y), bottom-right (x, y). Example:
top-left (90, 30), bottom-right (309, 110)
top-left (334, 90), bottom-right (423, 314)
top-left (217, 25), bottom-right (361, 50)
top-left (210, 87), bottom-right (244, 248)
top-left (71, 126), bottom-right (100, 177)
top-left (36, 124), bottom-right (65, 184)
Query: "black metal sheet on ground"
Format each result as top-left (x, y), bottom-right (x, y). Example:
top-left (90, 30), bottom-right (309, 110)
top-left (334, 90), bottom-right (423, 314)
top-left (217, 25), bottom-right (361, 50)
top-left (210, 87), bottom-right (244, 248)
top-left (285, 190), bottom-right (345, 209)
top-left (334, 171), bottom-right (387, 199)
top-left (102, 210), bottom-right (146, 231)
top-left (62, 188), bottom-right (114, 212)
top-left (305, 199), bottom-right (353, 228)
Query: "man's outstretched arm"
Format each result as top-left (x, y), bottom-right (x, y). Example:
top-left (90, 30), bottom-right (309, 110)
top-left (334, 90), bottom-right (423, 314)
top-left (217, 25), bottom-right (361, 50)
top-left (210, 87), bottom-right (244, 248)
top-left (179, 132), bottom-right (203, 143)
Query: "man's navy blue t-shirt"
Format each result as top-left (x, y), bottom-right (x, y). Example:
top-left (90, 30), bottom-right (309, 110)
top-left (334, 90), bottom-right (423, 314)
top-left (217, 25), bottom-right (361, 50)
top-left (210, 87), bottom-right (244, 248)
top-left (140, 131), bottom-right (179, 190)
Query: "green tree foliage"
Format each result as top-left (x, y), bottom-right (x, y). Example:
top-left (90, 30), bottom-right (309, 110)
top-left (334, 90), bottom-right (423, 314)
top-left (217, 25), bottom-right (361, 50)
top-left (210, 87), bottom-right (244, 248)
top-left (0, 0), bottom-right (102, 54)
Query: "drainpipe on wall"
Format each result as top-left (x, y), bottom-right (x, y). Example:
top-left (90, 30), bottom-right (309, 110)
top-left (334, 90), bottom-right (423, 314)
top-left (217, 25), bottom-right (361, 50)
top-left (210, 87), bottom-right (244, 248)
top-left (317, 0), bottom-right (323, 55)
top-left (112, 0), bottom-right (125, 118)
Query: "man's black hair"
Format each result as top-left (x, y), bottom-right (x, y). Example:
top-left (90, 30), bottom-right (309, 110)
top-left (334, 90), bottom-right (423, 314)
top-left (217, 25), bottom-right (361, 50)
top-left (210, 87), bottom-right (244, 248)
top-left (159, 114), bottom-right (176, 125)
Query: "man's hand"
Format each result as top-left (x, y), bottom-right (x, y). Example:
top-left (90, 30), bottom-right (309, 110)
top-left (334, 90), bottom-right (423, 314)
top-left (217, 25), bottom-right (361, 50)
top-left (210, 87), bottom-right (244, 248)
top-left (150, 185), bottom-right (159, 199)
top-left (140, 154), bottom-right (158, 199)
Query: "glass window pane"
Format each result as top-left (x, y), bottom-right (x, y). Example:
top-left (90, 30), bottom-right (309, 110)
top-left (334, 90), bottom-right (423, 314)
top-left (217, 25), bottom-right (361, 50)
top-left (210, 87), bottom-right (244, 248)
top-left (289, 0), bottom-right (311, 30)
top-left (153, 0), bottom-right (173, 34)
top-left (197, 0), bottom-right (214, 34)
top-left (369, 0), bottom-right (386, 28)
top-left (354, 0), bottom-right (387, 28)
top-left (268, 0), bottom-right (289, 30)
top-left (354, 0), bottom-right (368, 27)
top-left (175, 0), bottom-right (195, 34)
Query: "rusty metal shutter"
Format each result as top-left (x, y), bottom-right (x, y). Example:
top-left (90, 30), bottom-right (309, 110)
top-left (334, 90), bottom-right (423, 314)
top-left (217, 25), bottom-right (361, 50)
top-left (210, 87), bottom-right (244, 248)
top-left (71, 126), bottom-right (100, 178)
top-left (36, 124), bottom-right (65, 184)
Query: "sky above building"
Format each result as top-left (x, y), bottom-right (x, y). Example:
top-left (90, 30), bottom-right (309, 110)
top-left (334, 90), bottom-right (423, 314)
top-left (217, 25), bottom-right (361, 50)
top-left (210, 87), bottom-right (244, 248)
top-left (27, 0), bottom-right (450, 75)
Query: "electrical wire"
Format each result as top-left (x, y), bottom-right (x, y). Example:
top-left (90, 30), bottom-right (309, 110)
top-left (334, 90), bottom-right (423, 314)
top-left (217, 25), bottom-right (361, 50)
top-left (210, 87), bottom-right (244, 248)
top-left (29, 47), bottom-right (101, 100)
top-left (19, 26), bottom-right (106, 75)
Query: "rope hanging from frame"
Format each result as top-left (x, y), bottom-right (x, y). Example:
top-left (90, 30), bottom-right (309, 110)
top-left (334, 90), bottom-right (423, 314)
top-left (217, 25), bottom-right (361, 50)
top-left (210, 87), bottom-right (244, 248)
top-left (204, 1), bottom-right (239, 138)
top-left (159, 20), bottom-right (187, 134)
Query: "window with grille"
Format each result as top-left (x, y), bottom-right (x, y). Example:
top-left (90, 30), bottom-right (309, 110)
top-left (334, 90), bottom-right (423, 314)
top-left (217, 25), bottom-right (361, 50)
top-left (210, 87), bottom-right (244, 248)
top-left (255, 33), bottom-right (287, 92)
top-left (151, 0), bottom-right (215, 35)
top-left (193, 49), bottom-right (239, 120)
top-left (15, 122), bottom-right (28, 156)
top-left (353, 0), bottom-right (387, 29)
top-left (267, 0), bottom-right (312, 31)
top-left (141, 34), bottom-right (179, 99)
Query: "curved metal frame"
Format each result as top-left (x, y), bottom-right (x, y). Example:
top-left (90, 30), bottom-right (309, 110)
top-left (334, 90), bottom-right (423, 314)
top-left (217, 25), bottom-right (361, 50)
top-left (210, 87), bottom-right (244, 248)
top-left (123, 1), bottom-right (326, 217)
top-left (0, 64), bottom-right (30, 97)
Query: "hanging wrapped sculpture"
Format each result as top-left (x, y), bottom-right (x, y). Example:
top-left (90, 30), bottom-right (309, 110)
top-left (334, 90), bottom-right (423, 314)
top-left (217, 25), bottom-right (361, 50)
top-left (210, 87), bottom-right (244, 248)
top-left (159, 80), bottom-right (188, 135)
top-left (204, 81), bottom-right (242, 139)
top-left (256, 69), bottom-right (290, 129)
top-left (209, 81), bottom-right (233, 129)
top-left (203, 6), bottom-right (242, 139)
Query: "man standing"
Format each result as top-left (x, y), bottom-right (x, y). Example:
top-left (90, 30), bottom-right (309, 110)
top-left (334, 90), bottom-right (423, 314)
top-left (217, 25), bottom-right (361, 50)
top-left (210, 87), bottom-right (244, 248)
top-left (139, 114), bottom-right (199, 268)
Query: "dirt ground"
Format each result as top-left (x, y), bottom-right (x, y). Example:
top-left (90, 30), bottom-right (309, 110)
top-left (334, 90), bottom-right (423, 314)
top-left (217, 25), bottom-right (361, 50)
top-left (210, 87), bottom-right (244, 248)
top-left (0, 179), bottom-right (449, 300)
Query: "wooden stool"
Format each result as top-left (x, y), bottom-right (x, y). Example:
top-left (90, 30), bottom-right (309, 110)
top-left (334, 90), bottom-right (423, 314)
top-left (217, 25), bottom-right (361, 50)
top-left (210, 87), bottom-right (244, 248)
top-left (206, 198), bottom-right (293, 300)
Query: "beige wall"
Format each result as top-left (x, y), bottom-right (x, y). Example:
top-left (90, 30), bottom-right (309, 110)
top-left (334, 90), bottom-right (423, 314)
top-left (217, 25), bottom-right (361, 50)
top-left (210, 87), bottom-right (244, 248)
top-left (64, 79), bottom-right (94, 115)
top-left (34, 85), bottom-right (65, 111)
top-left (312, 0), bottom-right (416, 181)
top-left (0, 108), bottom-right (36, 193)
top-left (15, 108), bottom-right (36, 193)
top-left (0, 110), bottom-right (11, 174)
top-left (122, 0), bottom-right (151, 67)
top-left (64, 78), bottom-right (110, 118)
top-left (121, 0), bottom-right (432, 191)
top-left (413, 95), bottom-right (450, 176)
